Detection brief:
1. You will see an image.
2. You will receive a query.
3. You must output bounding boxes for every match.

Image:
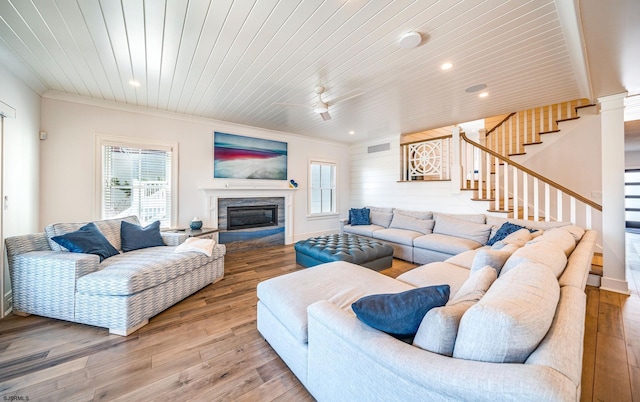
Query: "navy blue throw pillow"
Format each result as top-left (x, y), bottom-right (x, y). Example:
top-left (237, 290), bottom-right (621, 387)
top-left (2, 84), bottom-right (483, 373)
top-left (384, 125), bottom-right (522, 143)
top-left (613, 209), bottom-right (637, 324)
top-left (52, 222), bottom-right (119, 262)
top-left (349, 208), bottom-right (371, 226)
top-left (352, 285), bottom-right (450, 336)
top-left (121, 220), bottom-right (165, 252)
top-left (487, 222), bottom-right (527, 246)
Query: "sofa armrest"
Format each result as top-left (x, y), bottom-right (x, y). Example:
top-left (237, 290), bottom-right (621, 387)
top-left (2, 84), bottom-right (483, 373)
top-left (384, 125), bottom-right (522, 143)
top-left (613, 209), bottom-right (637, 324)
top-left (339, 218), bottom-right (349, 234)
top-left (161, 232), bottom-right (189, 246)
top-left (9, 251), bottom-right (101, 321)
top-left (306, 300), bottom-right (577, 402)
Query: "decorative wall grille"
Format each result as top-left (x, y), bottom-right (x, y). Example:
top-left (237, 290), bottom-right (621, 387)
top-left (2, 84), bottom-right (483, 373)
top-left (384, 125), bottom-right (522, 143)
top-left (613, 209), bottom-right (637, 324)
top-left (401, 135), bottom-right (451, 181)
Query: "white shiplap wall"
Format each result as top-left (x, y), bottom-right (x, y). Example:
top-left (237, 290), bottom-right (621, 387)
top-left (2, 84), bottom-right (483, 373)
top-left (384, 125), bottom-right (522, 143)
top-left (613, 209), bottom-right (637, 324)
top-left (349, 135), bottom-right (487, 214)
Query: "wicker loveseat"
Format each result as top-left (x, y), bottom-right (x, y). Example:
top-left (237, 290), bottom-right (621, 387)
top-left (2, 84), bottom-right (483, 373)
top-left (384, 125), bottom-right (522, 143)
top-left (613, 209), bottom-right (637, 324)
top-left (5, 216), bottom-right (226, 335)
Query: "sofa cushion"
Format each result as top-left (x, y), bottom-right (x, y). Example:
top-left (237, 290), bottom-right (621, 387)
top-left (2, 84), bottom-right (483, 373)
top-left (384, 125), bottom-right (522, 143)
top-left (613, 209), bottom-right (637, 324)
top-left (501, 240), bottom-right (568, 278)
top-left (449, 266), bottom-right (497, 305)
top-left (414, 233), bottom-right (483, 255)
top-left (471, 249), bottom-right (512, 275)
top-left (343, 224), bottom-right (385, 237)
top-left (560, 225), bottom-right (586, 242)
top-left (350, 208), bottom-right (371, 225)
top-left (352, 285), bottom-right (450, 337)
top-left (388, 213), bottom-right (434, 235)
top-left (433, 214), bottom-right (492, 244)
top-left (528, 228), bottom-right (577, 257)
top-left (257, 261), bottom-right (414, 344)
top-left (412, 301), bottom-right (475, 356)
top-left (370, 211), bottom-right (393, 227)
top-left (51, 222), bottom-right (119, 262)
top-left (453, 262), bottom-right (560, 363)
top-left (413, 266), bottom-right (496, 356)
top-left (372, 228), bottom-right (423, 246)
top-left (45, 215), bottom-right (140, 252)
top-left (121, 220), bottom-right (165, 252)
top-left (444, 249), bottom-right (481, 269)
top-left (434, 213), bottom-right (486, 224)
top-left (396, 262), bottom-right (470, 298)
top-left (394, 209), bottom-right (433, 220)
top-left (76, 245), bottom-right (218, 296)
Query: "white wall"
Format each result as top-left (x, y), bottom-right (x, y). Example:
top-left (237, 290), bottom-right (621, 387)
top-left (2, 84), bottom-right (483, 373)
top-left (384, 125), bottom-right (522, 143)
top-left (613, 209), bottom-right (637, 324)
top-left (349, 135), bottom-right (487, 214)
top-left (0, 62), bottom-right (41, 315)
top-left (626, 150), bottom-right (640, 168)
top-left (39, 95), bottom-right (350, 241)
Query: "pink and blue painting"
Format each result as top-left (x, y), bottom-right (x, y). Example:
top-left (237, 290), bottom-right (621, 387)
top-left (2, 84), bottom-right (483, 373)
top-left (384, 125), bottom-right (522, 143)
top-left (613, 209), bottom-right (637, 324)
top-left (214, 132), bottom-right (288, 180)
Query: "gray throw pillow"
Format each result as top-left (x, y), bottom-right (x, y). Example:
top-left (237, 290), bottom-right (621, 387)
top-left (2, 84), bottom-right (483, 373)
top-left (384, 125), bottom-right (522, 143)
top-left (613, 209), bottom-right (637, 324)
top-left (434, 214), bottom-right (493, 244)
top-left (389, 213), bottom-right (435, 234)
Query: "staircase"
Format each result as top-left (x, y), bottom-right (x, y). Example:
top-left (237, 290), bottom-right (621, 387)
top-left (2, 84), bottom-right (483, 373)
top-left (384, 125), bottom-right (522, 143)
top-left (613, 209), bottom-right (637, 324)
top-left (484, 99), bottom-right (593, 159)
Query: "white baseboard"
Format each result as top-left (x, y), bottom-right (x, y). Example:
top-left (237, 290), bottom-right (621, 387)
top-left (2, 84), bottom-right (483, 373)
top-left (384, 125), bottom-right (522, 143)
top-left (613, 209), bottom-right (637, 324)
top-left (600, 276), bottom-right (630, 295)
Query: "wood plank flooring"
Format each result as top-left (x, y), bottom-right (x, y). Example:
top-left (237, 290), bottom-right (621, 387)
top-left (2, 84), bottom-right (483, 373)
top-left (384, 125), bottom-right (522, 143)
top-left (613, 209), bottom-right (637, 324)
top-left (0, 242), bottom-right (637, 401)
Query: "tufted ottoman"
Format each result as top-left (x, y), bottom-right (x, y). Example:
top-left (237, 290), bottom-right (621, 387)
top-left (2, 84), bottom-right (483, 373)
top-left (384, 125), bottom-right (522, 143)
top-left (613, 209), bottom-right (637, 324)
top-left (294, 233), bottom-right (394, 270)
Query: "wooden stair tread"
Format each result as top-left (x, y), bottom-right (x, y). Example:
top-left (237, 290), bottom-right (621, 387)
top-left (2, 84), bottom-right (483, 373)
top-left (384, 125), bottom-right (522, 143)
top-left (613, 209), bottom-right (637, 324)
top-left (508, 152), bottom-right (526, 156)
top-left (590, 252), bottom-right (603, 277)
top-left (575, 103), bottom-right (597, 110)
top-left (523, 141), bottom-right (543, 146)
top-left (557, 117), bottom-right (580, 123)
top-left (539, 129), bottom-right (560, 135)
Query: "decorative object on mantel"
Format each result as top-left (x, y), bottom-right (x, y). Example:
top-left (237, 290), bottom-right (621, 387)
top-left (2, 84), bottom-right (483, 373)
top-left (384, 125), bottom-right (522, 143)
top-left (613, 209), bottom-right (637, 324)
top-left (213, 132), bottom-right (288, 180)
top-left (289, 179), bottom-right (298, 188)
top-left (190, 217), bottom-right (203, 230)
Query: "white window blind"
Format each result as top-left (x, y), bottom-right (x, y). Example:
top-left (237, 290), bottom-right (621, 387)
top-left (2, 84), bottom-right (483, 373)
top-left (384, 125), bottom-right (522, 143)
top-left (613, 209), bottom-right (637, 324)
top-left (309, 160), bottom-right (336, 215)
top-left (102, 144), bottom-right (173, 227)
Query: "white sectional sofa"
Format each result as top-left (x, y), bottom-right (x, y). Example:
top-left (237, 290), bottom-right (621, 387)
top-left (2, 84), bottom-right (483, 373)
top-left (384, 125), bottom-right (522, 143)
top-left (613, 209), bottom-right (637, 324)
top-left (5, 216), bottom-right (226, 335)
top-left (341, 206), bottom-right (575, 264)
top-left (258, 212), bottom-right (596, 401)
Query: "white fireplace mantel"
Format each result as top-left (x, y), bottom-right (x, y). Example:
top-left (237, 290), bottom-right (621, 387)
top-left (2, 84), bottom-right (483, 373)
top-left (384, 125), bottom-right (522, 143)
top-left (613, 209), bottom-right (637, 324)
top-left (200, 187), bottom-right (296, 244)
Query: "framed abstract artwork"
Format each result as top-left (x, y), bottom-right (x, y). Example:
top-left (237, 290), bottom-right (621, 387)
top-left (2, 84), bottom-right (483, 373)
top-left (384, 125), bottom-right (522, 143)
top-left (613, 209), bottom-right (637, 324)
top-left (213, 132), bottom-right (288, 180)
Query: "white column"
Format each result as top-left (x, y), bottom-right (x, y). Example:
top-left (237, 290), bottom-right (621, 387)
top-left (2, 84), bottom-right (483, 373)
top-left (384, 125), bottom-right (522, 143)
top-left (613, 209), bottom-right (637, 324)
top-left (451, 126), bottom-right (461, 195)
top-left (599, 92), bottom-right (629, 294)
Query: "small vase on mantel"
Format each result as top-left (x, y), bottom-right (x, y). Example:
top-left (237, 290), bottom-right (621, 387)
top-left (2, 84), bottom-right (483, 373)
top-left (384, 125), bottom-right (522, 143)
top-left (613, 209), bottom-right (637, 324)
top-left (190, 217), bottom-right (203, 230)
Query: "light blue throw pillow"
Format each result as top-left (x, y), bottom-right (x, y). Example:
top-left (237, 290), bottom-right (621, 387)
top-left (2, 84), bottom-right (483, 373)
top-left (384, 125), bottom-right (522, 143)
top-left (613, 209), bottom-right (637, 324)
top-left (51, 222), bottom-right (119, 262)
top-left (121, 220), bottom-right (165, 252)
top-left (352, 285), bottom-right (450, 336)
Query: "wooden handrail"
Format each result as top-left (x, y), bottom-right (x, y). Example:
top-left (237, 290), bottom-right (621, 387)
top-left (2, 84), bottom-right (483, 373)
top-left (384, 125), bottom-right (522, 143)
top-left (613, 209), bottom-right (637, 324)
top-left (403, 134), bottom-right (452, 146)
top-left (460, 132), bottom-right (602, 211)
top-left (485, 112), bottom-right (516, 137)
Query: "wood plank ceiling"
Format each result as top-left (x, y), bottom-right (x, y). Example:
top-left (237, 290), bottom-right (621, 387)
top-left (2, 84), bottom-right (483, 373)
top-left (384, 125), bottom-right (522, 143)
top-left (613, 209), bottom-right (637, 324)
top-left (0, 0), bottom-right (590, 142)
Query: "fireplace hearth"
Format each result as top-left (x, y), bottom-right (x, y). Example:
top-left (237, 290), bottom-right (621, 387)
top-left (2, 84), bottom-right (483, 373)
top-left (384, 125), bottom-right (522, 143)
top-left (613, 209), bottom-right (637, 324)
top-left (227, 205), bottom-right (278, 230)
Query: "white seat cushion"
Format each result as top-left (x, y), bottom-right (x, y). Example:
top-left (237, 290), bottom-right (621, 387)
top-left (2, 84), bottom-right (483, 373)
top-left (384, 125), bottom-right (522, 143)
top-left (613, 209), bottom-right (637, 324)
top-left (257, 261), bottom-right (413, 344)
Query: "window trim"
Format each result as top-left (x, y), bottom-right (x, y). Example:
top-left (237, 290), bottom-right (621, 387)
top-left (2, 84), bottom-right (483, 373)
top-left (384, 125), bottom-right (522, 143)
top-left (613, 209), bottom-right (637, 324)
top-left (307, 157), bottom-right (338, 217)
top-left (94, 133), bottom-right (179, 227)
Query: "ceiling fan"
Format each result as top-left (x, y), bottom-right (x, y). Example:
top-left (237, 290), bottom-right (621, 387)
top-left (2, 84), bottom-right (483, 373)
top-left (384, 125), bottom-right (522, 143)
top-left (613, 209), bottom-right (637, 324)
top-left (274, 86), bottom-right (364, 121)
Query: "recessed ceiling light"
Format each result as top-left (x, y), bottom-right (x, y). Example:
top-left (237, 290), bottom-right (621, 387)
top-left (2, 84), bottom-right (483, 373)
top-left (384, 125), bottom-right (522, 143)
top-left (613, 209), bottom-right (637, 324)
top-left (129, 79), bottom-right (141, 87)
top-left (479, 92), bottom-right (489, 98)
top-left (349, 131), bottom-right (355, 135)
top-left (398, 31), bottom-right (422, 49)
top-left (465, 84), bottom-right (487, 93)
top-left (441, 62), bottom-right (453, 70)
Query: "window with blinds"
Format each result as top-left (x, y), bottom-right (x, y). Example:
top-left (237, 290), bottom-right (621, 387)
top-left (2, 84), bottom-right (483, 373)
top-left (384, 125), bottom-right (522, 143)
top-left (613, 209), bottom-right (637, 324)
top-left (102, 144), bottom-right (173, 227)
top-left (309, 160), bottom-right (337, 215)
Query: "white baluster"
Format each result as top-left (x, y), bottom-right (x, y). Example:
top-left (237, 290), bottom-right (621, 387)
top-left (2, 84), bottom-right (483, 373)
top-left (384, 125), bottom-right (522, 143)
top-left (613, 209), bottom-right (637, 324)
top-left (544, 183), bottom-right (550, 222)
top-left (513, 167), bottom-right (518, 219)
top-left (495, 156), bottom-right (500, 210)
top-left (533, 177), bottom-right (539, 221)
top-left (503, 162), bottom-right (509, 212)
top-left (557, 189), bottom-right (563, 222)
top-left (570, 197), bottom-right (576, 225)
top-left (523, 172), bottom-right (529, 219)
top-left (586, 205), bottom-right (592, 229)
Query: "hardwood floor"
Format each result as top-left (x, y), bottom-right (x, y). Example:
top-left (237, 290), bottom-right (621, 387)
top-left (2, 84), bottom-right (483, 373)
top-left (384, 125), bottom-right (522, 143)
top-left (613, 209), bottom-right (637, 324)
top-left (0, 242), bottom-right (637, 401)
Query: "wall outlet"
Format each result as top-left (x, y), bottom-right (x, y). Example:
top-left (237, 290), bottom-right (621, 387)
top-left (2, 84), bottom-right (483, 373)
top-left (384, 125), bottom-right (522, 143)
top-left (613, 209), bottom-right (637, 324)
top-left (591, 191), bottom-right (602, 199)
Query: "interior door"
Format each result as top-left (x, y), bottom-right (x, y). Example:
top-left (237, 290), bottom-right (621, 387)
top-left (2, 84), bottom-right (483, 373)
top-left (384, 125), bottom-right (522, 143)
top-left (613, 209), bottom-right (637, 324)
top-left (625, 169), bottom-right (640, 229)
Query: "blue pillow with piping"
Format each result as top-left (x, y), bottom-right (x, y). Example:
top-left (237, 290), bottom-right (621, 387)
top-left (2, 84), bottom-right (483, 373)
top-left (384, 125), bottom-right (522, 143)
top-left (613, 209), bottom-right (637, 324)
top-left (121, 220), bottom-right (165, 252)
top-left (487, 222), bottom-right (530, 245)
top-left (52, 222), bottom-right (119, 262)
top-left (352, 285), bottom-right (450, 337)
top-left (349, 208), bottom-right (371, 226)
